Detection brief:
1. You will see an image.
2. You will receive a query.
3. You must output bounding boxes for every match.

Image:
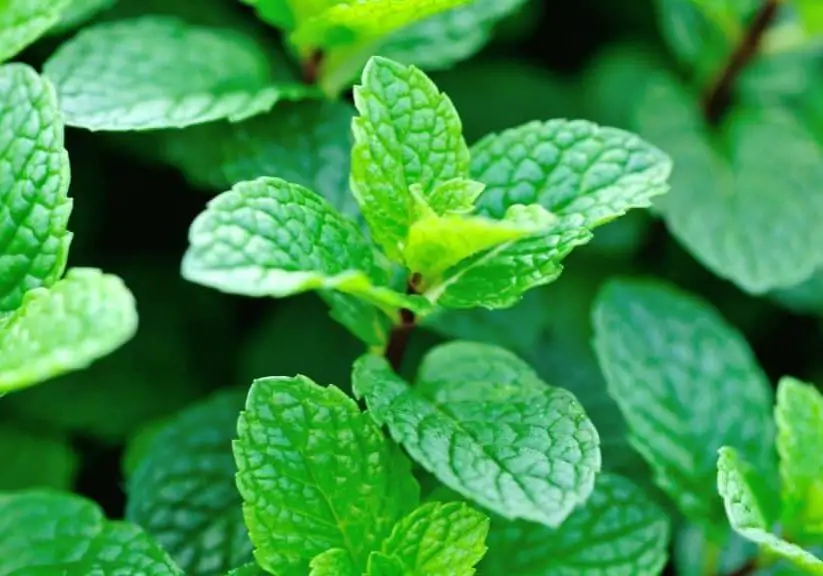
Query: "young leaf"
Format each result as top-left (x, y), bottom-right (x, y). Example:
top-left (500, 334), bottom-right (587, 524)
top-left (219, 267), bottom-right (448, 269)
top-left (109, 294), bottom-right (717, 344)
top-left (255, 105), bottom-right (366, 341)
top-left (234, 375), bottom-right (420, 574)
top-left (309, 549), bottom-right (358, 576)
top-left (635, 74), bottom-right (823, 293)
top-left (592, 278), bottom-right (776, 534)
top-left (241, 0), bottom-right (295, 29)
top-left (717, 447), bottom-right (823, 574)
top-left (0, 268), bottom-right (138, 394)
top-left (0, 491), bottom-right (183, 574)
top-left (125, 389), bottom-right (252, 576)
top-left (796, 0), bottom-right (823, 34)
top-left (433, 119), bottom-right (671, 309)
top-left (0, 63), bottom-right (72, 313)
top-left (0, 426), bottom-right (78, 491)
top-left (373, 501), bottom-right (489, 575)
top-left (43, 16), bottom-right (315, 131)
top-left (775, 377), bottom-right (823, 539)
top-left (0, 0), bottom-right (70, 62)
top-left (291, 0), bottom-right (471, 52)
top-left (352, 342), bottom-right (601, 527)
top-left (181, 177), bottom-right (429, 316)
top-left (350, 56), bottom-right (470, 260)
top-left (482, 474), bottom-right (671, 576)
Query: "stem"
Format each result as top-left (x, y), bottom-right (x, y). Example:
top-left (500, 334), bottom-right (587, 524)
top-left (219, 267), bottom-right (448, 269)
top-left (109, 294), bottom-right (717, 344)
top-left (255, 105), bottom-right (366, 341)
top-left (302, 50), bottom-right (324, 84)
top-left (385, 276), bottom-right (420, 373)
top-left (703, 0), bottom-right (781, 125)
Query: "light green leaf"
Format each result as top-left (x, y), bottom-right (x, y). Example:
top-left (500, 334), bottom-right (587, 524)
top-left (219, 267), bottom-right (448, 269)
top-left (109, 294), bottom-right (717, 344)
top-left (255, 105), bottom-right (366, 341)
top-left (352, 342), bottom-right (601, 527)
top-left (0, 0), bottom-right (69, 62)
top-left (718, 447), bottom-right (823, 574)
top-left (482, 474), bottom-right (670, 576)
top-left (0, 491), bottom-right (183, 575)
top-left (350, 56), bottom-right (470, 260)
top-left (51, 0), bottom-right (117, 33)
top-left (125, 389), bottom-right (252, 576)
top-left (160, 100), bottom-right (359, 219)
top-left (796, 0), bottom-right (823, 34)
top-left (0, 426), bottom-right (78, 491)
top-left (234, 375), bottom-right (420, 575)
top-left (309, 549), bottom-right (358, 576)
top-left (0, 63), bottom-right (72, 312)
top-left (43, 16), bottom-right (315, 131)
top-left (291, 0), bottom-right (471, 52)
top-left (635, 74), bottom-right (823, 293)
top-left (0, 268), bottom-right (138, 394)
top-left (592, 278), bottom-right (776, 535)
top-left (181, 177), bottom-right (430, 316)
top-left (433, 119), bottom-right (671, 309)
top-left (375, 501), bottom-right (489, 576)
top-left (241, 0), bottom-right (295, 29)
top-left (775, 377), bottom-right (823, 539)
top-left (226, 563), bottom-right (268, 576)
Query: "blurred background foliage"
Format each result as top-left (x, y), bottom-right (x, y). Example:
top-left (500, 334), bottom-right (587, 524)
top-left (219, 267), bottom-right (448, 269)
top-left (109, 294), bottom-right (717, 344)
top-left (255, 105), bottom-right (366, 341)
top-left (3, 1), bottom-right (823, 571)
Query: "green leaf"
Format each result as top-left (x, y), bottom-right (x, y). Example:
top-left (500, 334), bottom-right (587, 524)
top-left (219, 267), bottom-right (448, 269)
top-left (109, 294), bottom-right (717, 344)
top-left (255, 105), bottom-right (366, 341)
top-left (350, 56), bottom-right (470, 261)
top-left (374, 501), bottom-right (489, 575)
top-left (592, 278), bottom-right (776, 535)
top-left (310, 549), bottom-right (358, 576)
top-left (226, 563), bottom-right (269, 576)
top-left (234, 375), bottom-right (420, 575)
top-left (125, 389), bottom-right (252, 576)
top-left (433, 119), bottom-right (671, 309)
top-left (0, 63), bottom-right (72, 312)
top-left (51, 0), bottom-right (117, 34)
top-left (0, 426), bottom-right (78, 491)
top-left (796, 0), bottom-right (823, 34)
top-left (352, 342), bottom-right (601, 527)
top-left (635, 74), bottom-right (823, 293)
top-left (0, 491), bottom-right (183, 574)
top-left (0, 268), bottom-right (138, 394)
top-left (291, 0), bottom-right (471, 52)
top-left (482, 474), bottom-right (670, 576)
top-left (0, 0), bottom-right (69, 62)
top-left (160, 100), bottom-right (359, 219)
top-left (718, 447), bottom-right (823, 574)
top-left (181, 177), bottom-right (430, 316)
top-left (241, 0), bottom-right (295, 29)
top-left (43, 16), bottom-right (315, 131)
top-left (775, 377), bottom-right (823, 539)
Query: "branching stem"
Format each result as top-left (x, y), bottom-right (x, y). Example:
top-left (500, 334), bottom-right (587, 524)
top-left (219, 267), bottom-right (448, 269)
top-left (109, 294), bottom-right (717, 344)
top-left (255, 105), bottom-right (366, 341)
top-left (385, 276), bottom-right (421, 373)
top-left (302, 50), bottom-right (324, 84)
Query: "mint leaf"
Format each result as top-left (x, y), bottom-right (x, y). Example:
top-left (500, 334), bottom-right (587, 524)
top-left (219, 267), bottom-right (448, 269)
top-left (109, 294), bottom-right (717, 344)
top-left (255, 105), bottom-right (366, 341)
top-left (0, 426), bottom-right (78, 490)
top-left (241, 0), bottom-right (295, 29)
top-left (291, 0), bottom-right (470, 52)
top-left (350, 56), bottom-right (470, 260)
top-left (310, 549), bottom-right (358, 576)
top-left (51, 0), bottom-right (117, 33)
top-left (352, 342), bottom-right (601, 527)
top-left (592, 278), bottom-right (776, 534)
top-left (0, 491), bottom-right (183, 574)
top-left (635, 74), bottom-right (823, 293)
top-left (181, 176), bottom-right (430, 316)
top-left (0, 268), bottom-right (138, 393)
top-left (0, 63), bottom-right (72, 312)
top-left (125, 389), bottom-right (252, 576)
top-left (43, 16), bottom-right (315, 131)
top-left (227, 563), bottom-right (268, 576)
top-left (374, 501), bottom-right (489, 575)
top-left (160, 100), bottom-right (359, 219)
top-left (234, 375), bottom-right (420, 574)
top-left (796, 0), bottom-right (823, 34)
top-left (482, 474), bottom-right (670, 575)
top-left (433, 119), bottom-right (671, 309)
top-left (775, 377), bottom-right (823, 539)
top-left (718, 447), bottom-right (823, 574)
top-left (0, 0), bottom-right (69, 62)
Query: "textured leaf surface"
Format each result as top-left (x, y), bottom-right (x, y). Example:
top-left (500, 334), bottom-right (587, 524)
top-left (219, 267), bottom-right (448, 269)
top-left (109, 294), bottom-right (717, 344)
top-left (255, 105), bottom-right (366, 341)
top-left (309, 549), bottom-right (358, 576)
top-left (592, 279), bottom-right (776, 533)
top-left (0, 0), bottom-right (69, 62)
top-left (352, 342), bottom-right (601, 527)
top-left (0, 491), bottom-right (183, 574)
top-left (775, 377), bottom-right (823, 538)
top-left (718, 447), bottom-right (823, 574)
top-left (0, 63), bottom-right (72, 312)
top-left (434, 119), bottom-right (670, 309)
top-left (636, 75), bottom-right (823, 293)
top-left (376, 501), bottom-right (489, 575)
top-left (350, 56), bottom-right (470, 260)
top-left (43, 16), bottom-right (315, 131)
top-left (226, 563), bottom-right (269, 576)
top-left (125, 389), bottom-right (252, 576)
top-left (182, 177), bottom-right (428, 315)
top-left (161, 100), bottom-right (358, 218)
top-left (234, 375), bottom-right (419, 575)
top-left (482, 474), bottom-right (670, 575)
top-left (0, 426), bottom-right (78, 490)
top-left (0, 268), bottom-right (138, 393)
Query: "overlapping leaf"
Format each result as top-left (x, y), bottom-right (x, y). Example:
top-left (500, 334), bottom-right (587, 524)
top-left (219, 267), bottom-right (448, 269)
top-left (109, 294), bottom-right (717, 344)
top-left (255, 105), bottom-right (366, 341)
top-left (0, 0), bottom-right (70, 62)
